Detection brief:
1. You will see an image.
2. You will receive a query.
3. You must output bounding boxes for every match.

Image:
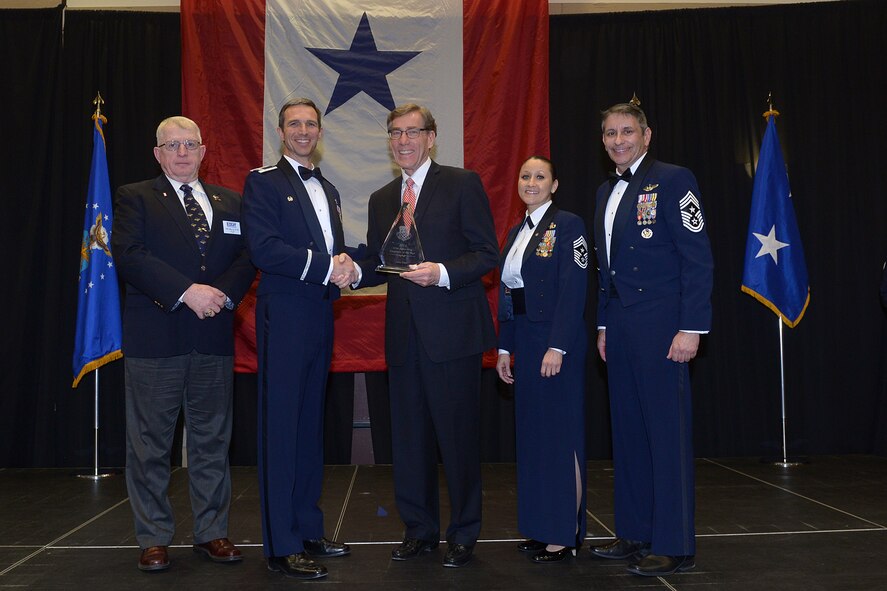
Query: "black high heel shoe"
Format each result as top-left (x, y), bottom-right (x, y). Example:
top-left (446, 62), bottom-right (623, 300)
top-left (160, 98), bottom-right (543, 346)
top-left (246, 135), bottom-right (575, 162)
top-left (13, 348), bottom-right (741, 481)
top-left (517, 539), bottom-right (546, 553)
top-left (530, 546), bottom-right (576, 563)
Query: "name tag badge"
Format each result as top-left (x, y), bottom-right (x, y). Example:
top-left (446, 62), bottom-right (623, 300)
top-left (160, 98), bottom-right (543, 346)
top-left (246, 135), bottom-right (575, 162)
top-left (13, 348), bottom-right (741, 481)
top-left (223, 220), bottom-right (241, 235)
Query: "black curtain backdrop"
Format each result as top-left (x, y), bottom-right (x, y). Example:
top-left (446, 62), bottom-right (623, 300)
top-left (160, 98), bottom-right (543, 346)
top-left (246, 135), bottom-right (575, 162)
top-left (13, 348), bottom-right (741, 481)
top-left (2, 1), bottom-right (886, 467)
top-left (551, 0), bottom-right (887, 458)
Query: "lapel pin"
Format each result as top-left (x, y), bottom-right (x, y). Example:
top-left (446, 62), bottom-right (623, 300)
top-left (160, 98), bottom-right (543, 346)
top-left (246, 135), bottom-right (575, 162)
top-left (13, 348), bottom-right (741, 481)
top-left (287, 195), bottom-right (294, 202)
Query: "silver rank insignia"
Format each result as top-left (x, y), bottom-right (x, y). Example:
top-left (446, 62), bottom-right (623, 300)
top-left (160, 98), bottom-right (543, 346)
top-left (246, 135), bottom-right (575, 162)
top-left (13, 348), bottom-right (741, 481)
top-left (641, 228), bottom-right (653, 239)
top-left (573, 236), bottom-right (588, 268)
top-left (636, 193), bottom-right (657, 225)
top-left (679, 190), bottom-right (705, 232)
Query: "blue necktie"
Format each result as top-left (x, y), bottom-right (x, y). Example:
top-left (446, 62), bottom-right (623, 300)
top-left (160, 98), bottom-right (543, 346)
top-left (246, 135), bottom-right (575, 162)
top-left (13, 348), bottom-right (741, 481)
top-left (181, 184), bottom-right (210, 253)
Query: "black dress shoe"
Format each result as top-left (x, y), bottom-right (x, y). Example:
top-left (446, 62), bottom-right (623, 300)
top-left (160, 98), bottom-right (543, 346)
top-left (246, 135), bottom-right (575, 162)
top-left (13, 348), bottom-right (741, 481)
top-left (590, 538), bottom-right (650, 560)
top-left (517, 539), bottom-right (546, 553)
top-left (442, 543), bottom-right (474, 568)
top-left (267, 553), bottom-right (328, 579)
top-left (530, 546), bottom-right (576, 563)
top-left (391, 537), bottom-right (439, 560)
top-left (303, 537), bottom-right (351, 558)
top-left (627, 554), bottom-right (695, 576)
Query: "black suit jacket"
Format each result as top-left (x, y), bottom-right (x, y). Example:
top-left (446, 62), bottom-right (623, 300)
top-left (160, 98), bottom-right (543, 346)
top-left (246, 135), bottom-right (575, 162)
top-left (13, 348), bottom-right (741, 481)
top-left (111, 175), bottom-right (255, 357)
top-left (356, 161), bottom-right (498, 364)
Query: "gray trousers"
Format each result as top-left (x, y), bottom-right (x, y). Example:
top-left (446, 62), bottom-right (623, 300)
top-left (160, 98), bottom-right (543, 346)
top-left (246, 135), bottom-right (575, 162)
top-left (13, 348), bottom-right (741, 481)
top-left (124, 352), bottom-right (234, 548)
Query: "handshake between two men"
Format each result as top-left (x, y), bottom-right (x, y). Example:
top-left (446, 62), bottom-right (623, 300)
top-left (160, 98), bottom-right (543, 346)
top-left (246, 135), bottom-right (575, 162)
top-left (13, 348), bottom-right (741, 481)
top-left (329, 254), bottom-right (443, 290)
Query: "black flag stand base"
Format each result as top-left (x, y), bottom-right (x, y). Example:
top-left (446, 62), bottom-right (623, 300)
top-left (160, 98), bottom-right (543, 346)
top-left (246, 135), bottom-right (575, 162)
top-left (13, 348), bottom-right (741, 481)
top-left (74, 368), bottom-right (119, 480)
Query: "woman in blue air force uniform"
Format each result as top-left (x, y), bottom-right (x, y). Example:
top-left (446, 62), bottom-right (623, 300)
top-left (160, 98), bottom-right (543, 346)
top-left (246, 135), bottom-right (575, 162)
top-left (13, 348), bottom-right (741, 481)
top-left (496, 156), bottom-right (589, 562)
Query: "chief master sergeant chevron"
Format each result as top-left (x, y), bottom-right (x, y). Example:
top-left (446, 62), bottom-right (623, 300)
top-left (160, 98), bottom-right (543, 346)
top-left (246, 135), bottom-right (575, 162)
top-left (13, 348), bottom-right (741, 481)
top-left (589, 98), bottom-right (713, 577)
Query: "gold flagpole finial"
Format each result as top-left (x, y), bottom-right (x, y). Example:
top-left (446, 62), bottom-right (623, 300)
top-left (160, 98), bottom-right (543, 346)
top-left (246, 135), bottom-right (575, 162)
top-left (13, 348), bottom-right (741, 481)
top-left (629, 92), bottom-right (641, 107)
top-left (92, 92), bottom-right (106, 122)
top-left (762, 91), bottom-right (780, 119)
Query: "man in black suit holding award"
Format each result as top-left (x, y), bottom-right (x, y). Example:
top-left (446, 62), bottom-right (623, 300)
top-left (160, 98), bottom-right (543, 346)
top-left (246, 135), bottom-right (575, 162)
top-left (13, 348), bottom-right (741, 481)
top-left (344, 104), bottom-right (498, 568)
top-left (112, 116), bottom-right (255, 572)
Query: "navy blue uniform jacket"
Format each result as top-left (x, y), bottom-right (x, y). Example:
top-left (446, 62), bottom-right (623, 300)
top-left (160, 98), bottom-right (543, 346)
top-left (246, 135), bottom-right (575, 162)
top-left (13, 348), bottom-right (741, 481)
top-left (594, 157), bottom-right (713, 331)
top-left (241, 157), bottom-right (345, 299)
top-left (498, 205), bottom-right (588, 353)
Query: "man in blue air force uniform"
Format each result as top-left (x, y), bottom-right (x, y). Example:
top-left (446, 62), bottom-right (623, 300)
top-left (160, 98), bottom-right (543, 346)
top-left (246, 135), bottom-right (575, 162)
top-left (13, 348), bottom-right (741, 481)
top-left (241, 98), bottom-right (356, 580)
top-left (589, 99), bottom-right (713, 577)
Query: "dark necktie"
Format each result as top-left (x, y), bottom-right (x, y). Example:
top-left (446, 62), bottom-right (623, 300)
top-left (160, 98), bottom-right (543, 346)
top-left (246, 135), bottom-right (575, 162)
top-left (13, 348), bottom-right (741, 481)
top-left (181, 184), bottom-right (210, 253)
top-left (298, 165), bottom-right (324, 182)
top-left (524, 215), bottom-right (535, 230)
top-left (608, 169), bottom-right (633, 187)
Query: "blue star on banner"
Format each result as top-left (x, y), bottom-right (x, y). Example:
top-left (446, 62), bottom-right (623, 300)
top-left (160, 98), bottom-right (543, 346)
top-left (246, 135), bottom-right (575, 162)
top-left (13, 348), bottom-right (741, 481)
top-left (306, 12), bottom-right (421, 115)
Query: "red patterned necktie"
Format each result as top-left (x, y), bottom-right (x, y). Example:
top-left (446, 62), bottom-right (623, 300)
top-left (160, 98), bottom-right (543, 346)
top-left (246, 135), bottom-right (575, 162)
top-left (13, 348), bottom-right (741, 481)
top-left (402, 178), bottom-right (417, 231)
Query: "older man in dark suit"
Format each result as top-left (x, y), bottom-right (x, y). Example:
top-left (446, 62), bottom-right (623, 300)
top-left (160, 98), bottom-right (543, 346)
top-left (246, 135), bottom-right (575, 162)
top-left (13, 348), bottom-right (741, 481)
top-left (347, 103), bottom-right (498, 568)
top-left (112, 116), bottom-right (255, 572)
top-left (241, 98), bottom-right (354, 580)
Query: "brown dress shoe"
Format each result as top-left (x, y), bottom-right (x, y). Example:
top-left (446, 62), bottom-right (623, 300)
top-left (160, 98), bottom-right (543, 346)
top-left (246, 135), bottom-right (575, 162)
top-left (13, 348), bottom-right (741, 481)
top-left (138, 546), bottom-right (169, 572)
top-left (193, 537), bottom-right (243, 563)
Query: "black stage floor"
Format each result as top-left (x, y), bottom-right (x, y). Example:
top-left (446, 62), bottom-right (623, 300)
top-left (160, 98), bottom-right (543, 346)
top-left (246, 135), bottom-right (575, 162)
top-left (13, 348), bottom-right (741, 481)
top-left (2, 456), bottom-right (886, 590)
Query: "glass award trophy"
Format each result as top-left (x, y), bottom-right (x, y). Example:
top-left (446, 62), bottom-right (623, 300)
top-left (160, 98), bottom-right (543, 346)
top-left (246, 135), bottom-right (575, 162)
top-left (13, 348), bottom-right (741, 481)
top-left (376, 202), bottom-right (425, 273)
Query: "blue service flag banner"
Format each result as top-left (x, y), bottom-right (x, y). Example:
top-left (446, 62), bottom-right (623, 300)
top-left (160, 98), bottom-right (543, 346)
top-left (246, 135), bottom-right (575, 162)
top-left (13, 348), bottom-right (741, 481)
top-left (73, 114), bottom-right (122, 387)
top-left (741, 115), bottom-right (810, 327)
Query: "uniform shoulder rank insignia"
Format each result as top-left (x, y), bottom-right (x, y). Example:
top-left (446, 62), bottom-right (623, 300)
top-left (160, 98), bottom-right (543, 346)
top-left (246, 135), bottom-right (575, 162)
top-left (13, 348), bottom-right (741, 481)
top-left (536, 225), bottom-right (556, 257)
top-left (679, 190), bottom-right (705, 232)
top-left (636, 192), bottom-right (657, 226)
top-left (251, 164), bottom-right (277, 174)
top-left (573, 236), bottom-right (588, 269)
top-left (643, 183), bottom-right (659, 192)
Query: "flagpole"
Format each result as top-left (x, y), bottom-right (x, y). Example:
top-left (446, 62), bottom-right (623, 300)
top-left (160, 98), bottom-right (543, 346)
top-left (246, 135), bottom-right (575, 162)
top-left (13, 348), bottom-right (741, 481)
top-left (743, 93), bottom-right (809, 467)
top-left (77, 368), bottom-right (114, 480)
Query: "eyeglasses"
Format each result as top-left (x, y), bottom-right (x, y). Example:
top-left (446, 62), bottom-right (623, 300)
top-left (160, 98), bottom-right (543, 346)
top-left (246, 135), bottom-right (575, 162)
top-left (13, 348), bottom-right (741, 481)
top-left (387, 128), bottom-right (429, 140)
top-left (158, 139), bottom-right (202, 152)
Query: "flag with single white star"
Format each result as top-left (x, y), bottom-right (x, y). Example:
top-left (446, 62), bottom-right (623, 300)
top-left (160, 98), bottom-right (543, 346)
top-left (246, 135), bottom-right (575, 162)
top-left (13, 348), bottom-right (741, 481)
top-left (73, 114), bottom-right (122, 387)
top-left (741, 115), bottom-right (809, 327)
